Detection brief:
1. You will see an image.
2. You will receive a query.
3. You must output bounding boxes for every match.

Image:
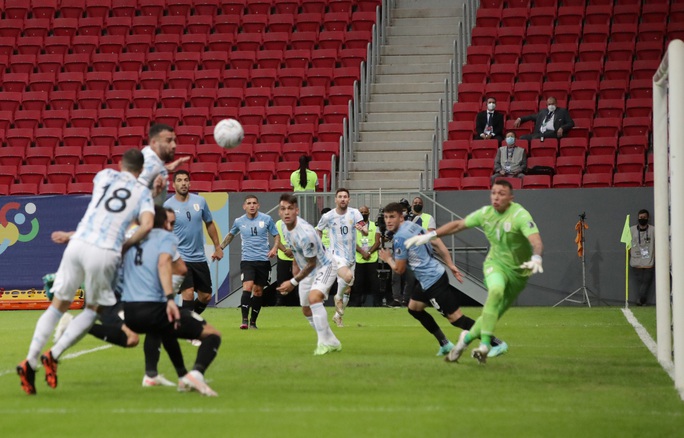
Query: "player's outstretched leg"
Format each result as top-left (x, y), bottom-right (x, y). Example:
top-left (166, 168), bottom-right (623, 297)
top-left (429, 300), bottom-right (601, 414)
top-left (446, 330), bottom-right (471, 363)
top-left (16, 360), bottom-right (36, 395)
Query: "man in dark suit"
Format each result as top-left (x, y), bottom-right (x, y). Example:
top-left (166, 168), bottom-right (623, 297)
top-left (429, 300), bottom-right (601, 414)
top-left (474, 97), bottom-right (504, 142)
top-left (514, 96), bottom-right (574, 140)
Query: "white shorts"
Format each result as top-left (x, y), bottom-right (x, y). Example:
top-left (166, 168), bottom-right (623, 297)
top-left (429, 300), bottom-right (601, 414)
top-left (51, 239), bottom-right (120, 307)
top-left (298, 263), bottom-right (336, 307)
top-left (332, 255), bottom-right (355, 287)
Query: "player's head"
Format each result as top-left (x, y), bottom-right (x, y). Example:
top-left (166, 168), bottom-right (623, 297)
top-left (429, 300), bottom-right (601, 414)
top-left (172, 170), bottom-right (190, 197)
top-left (335, 188), bottom-right (350, 210)
top-left (149, 123), bottom-right (177, 163)
top-left (164, 208), bottom-right (176, 232)
top-left (120, 148), bottom-right (145, 176)
top-left (243, 195), bottom-right (259, 217)
top-left (278, 194), bottom-right (299, 227)
top-left (153, 205), bottom-right (168, 229)
top-left (490, 180), bottom-right (514, 213)
top-left (382, 202), bottom-right (405, 232)
top-left (412, 197), bottom-right (423, 214)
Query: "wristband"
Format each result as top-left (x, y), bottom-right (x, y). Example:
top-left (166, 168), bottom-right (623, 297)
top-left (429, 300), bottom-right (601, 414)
top-left (166, 294), bottom-right (175, 301)
top-left (531, 255), bottom-right (542, 263)
top-left (290, 278), bottom-right (299, 287)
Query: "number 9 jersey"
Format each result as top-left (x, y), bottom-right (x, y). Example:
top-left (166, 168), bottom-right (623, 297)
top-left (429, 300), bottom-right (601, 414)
top-left (71, 168), bottom-right (155, 252)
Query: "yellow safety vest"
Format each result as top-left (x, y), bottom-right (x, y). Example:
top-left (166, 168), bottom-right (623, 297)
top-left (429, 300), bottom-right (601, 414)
top-left (417, 212), bottom-right (434, 230)
top-left (356, 221), bottom-right (379, 264)
top-left (276, 220), bottom-right (294, 261)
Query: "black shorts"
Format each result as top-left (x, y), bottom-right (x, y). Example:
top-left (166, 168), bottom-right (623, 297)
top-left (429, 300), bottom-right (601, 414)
top-left (98, 301), bottom-right (125, 326)
top-left (240, 260), bottom-right (271, 286)
top-left (410, 272), bottom-right (462, 317)
top-left (179, 261), bottom-right (212, 294)
top-left (123, 302), bottom-right (206, 340)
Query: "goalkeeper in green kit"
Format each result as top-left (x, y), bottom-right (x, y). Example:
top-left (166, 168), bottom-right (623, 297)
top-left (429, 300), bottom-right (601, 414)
top-left (405, 180), bottom-right (543, 364)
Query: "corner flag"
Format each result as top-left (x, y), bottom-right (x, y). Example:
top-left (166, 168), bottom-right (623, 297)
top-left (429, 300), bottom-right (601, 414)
top-left (620, 215), bottom-right (632, 250)
top-left (620, 215), bottom-right (631, 308)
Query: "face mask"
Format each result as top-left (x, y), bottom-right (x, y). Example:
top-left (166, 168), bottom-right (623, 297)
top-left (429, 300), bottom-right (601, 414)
top-left (487, 103), bottom-right (496, 111)
top-left (506, 137), bottom-right (515, 146)
top-left (547, 105), bottom-right (556, 112)
top-left (362, 214), bottom-right (369, 222)
top-left (638, 218), bottom-right (648, 226)
top-left (413, 204), bottom-right (423, 213)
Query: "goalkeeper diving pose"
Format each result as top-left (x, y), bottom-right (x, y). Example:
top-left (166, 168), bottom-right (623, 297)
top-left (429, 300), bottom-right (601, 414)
top-left (404, 179), bottom-right (543, 364)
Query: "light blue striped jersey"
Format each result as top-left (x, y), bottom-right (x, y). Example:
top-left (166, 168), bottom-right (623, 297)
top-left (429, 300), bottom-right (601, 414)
top-left (229, 212), bottom-right (278, 262)
top-left (138, 146), bottom-right (168, 205)
top-left (392, 221), bottom-right (445, 290)
top-left (121, 229), bottom-right (178, 303)
top-left (282, 217), bottom-right (332, 270)
top-left (316, 207), bottom-right (363, 263)
top-left (71, 169), bottom-right (154, 252)
top-left (163, 193), bottom-right (213, 262)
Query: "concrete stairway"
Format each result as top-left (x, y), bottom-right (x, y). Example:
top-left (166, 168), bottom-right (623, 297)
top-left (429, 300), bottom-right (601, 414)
top-left (344, 0), bottom-right (465, 191)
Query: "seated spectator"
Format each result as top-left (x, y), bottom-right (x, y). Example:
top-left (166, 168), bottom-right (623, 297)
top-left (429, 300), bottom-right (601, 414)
top-left (491, 132), bottom-right (527, 184)
top-left (474, 96), bottom-right (504, 142)
top-left (514, 96), bottom-right (574, 140)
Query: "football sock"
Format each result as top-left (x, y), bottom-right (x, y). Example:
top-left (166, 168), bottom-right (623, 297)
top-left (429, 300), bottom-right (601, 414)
top-left (305, 315), bottom-right (315, 329)
top-left (144, 334), bottom-right (162, 377)
top-left (193, 299), bottom-right (207, 315)
top-left (407, 308), bottom-right (449, 345)
top-left (310, 302), bottom-right (331, 344)
top-left (250, 295), bottom-right (262, 324)
top-left (342, 293), bottom-right (350, 308)
top-left (160, 335), bottom-right (187, 378)
top-left (451, 315), bottom-right (475, 330)
top-left (490, 336), bottom-right (502, 347)
top-left (240, 291), bottom-right (251, 320)
top-left (193, 334), bottom-right (221, 374)
top-left (182, 300), bottom-right (194, 310)
top-left (52, 308), bottom-right (98, 360)
top-left (89, 324), bottom-right (128, 347)
top-left (27, 305), bottom-right (63, 369)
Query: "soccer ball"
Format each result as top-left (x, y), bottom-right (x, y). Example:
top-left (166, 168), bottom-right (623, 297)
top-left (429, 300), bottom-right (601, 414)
top-left (213, 118), bottom-right (244, 149)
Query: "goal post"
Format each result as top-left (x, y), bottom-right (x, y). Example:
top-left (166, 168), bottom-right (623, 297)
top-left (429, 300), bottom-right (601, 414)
top-left (653, 39), bottom-right (683, 391)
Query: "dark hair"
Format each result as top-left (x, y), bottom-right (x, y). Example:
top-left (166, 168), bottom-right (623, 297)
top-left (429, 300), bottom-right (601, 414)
top-left (244, 195), bottom-right (258, 203)
top-left (298, 155), bottom-right (311, 189)
top-left (383, 202), bottom-right (404, 215)
top-left (153, 205), bottom-right (168, 229)
top-left (493, 179), bottom-right (514, 192)
top-left (121, 148), bottom-right (144, 173)
top-left (280, 193), bottom-right (298, 206)
top-left (173, 169), bottom-right (190, 181)
top-left (638, 209), bottom-right (650, 218)
top-left (149, 123), bottom-right (174, 140)
top-left (335, 187), bottom-right (349, 196)
top-left (321, 207), bottom-right (331, 215)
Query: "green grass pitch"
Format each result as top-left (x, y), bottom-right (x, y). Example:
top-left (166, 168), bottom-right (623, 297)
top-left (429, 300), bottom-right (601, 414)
top-left (0, 306), bottom-right (682, 437)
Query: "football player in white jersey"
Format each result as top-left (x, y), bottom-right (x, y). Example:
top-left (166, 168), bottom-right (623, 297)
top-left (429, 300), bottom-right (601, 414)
top-left (276, 194), bottom-right (341, 355)
top-left (138, 123), bottom-right (190, 205)
top-left (17, 149), bottom-right (155, 395)
top-left (315, 188), bottom-right (367, 327)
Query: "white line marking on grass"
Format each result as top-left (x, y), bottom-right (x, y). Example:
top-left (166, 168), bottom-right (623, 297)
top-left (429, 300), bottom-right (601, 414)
top-left (0, 345), bottom-right (112, 378)
top-left (621, 307), bottom-right (683, 400)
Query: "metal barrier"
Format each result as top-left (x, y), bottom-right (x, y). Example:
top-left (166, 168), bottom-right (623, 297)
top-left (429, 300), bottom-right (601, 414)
top-left (430, 0), bottom-right (480, 190)
top-left (339, 0), bottom-right (395, 185)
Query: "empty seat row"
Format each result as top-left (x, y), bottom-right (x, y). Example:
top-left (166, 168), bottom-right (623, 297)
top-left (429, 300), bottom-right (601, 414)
top-left (434, 172), bottom-right (653, 191)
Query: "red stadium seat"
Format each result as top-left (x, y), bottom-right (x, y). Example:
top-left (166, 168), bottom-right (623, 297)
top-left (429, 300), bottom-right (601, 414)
top-left (552, 174), bottom-right (582, 188)
top-left (461, 177), bottom-right (491, 190)
top-left (555, 156), bottom-right (585, 175)
top-left (213, 180), bottom-right (241, 192)
top-left (438, 159), bottom-right (466, 179)
top-left (582, 173), bottom-right (612, 188)
top-left (585, 155), bottom-right (615, 174)
top-left (433, 178), bottom-right (461, 191)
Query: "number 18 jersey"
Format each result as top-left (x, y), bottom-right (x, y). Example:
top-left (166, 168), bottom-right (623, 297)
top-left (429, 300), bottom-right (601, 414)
top-left (71, 169), bottom-right (154, 252)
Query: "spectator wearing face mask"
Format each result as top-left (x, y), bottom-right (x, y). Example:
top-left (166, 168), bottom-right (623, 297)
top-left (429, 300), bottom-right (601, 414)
top-left (629, 209), bottom-right (655, 306)
top-left (412, 197), bottom-right (436, 232)
top-left (475, 97), bottom-right (505, 142)
top-left (351, 205), bottom-right (383, 307)
top-left (492, 132), bottom-right (527, 184)
top-left (514, 96), bottom-right (574, 141)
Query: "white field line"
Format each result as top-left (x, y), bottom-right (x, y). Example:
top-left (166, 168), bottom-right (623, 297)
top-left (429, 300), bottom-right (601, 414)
top-left (0, 345), bottom-right (112, 377)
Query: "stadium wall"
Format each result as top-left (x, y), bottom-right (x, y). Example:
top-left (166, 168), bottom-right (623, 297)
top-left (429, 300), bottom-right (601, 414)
top-left (1, 188), bottom-right (653, 307)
